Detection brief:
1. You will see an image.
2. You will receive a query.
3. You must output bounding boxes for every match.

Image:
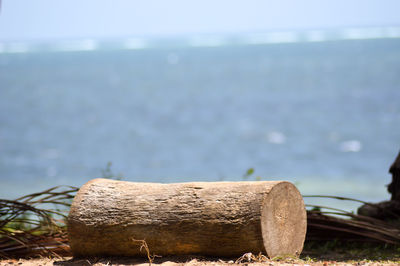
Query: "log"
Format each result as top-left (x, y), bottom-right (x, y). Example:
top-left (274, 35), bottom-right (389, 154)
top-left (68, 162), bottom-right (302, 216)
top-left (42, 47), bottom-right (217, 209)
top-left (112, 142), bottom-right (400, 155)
top-left (67, 178), bottom-right (307, 258)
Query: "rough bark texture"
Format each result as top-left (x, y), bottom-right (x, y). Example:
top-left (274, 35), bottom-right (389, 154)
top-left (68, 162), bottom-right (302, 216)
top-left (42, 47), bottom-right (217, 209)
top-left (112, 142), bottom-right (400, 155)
top-left (68, 179), bottom-right (306, 258)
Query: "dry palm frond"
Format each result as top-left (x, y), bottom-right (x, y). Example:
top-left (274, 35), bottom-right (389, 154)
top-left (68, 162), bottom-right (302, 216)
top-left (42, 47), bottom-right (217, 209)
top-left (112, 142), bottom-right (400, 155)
top-left (304, 195), bottom-right (400, 245)
top-left (0, 186), bottom-right (78, 258)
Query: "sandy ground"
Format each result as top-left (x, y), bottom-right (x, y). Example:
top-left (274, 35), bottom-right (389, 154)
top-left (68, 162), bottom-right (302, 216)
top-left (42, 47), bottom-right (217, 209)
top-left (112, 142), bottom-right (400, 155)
top-left (1, 257), bottom-right (399, 266)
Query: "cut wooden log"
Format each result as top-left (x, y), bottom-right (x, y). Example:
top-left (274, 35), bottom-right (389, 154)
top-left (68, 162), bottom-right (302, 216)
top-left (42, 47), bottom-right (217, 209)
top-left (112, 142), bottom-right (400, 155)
top-left (67, 179), bottom-right (306, 258)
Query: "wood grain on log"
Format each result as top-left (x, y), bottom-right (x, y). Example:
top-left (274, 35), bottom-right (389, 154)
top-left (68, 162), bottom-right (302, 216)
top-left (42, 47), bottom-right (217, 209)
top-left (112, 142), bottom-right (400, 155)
top-left (68, 179), bottom-right (306, 258)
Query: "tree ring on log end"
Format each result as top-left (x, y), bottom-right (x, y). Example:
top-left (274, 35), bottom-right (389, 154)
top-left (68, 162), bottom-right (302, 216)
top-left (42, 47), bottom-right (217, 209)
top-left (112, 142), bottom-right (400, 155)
top-left (260, 181), bottom-right (307, 258)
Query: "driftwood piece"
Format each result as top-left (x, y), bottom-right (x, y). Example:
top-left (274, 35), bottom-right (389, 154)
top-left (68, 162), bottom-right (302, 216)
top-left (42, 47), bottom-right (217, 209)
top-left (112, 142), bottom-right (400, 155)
top-left (67, 179), bottom-right (306, 258)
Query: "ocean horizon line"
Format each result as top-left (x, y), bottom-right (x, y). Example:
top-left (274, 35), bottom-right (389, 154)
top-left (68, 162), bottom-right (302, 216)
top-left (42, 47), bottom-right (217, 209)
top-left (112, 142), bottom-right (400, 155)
top-left (1, 26), bottom-right (400, 54)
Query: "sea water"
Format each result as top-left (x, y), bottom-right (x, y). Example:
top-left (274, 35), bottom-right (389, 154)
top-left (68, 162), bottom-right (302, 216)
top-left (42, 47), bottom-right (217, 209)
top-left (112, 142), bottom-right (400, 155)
top-left (1, 34), bottom-right (400, 211)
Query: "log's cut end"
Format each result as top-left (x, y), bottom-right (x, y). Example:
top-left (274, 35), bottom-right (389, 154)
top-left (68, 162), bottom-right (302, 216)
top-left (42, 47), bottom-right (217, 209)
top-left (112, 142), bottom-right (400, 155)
top-left (261, 182), bottom-right (307, 258)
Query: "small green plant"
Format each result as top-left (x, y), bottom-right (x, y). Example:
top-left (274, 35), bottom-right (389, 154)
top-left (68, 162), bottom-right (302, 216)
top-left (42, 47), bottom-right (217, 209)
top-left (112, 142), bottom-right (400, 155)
top-left (242, 167), bottom-right (262, 181)
top-left (101, 161), bottom-right (124, 180)
top-left (242, 168), bottom-right (254, 179)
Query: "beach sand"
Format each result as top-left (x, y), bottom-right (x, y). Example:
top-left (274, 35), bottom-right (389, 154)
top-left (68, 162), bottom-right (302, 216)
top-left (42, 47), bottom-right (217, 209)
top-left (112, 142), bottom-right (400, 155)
top-left (1, 256), bottom-right (399, 266)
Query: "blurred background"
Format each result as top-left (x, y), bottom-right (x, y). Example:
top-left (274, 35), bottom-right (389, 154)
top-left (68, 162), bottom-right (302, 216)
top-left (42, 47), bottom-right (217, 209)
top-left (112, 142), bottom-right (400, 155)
top-left (0, 0), bottom-right (400, 211)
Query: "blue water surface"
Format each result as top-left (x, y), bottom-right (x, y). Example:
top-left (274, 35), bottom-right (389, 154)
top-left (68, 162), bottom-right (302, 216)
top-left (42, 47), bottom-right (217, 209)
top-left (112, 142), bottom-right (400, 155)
top-left (1, 38), bottom-right (399, 210)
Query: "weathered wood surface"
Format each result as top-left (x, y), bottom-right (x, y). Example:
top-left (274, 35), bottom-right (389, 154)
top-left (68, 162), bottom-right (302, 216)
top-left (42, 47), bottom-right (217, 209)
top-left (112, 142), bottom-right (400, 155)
top-left (68, 179), bottom-right (306, 258)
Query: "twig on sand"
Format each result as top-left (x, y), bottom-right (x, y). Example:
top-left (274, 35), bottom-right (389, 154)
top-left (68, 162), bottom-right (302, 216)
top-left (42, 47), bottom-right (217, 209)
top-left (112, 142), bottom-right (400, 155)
top-left (235, 252), bottom-right (268, 263)
top-left (131, 238), bottom-right (160, 266)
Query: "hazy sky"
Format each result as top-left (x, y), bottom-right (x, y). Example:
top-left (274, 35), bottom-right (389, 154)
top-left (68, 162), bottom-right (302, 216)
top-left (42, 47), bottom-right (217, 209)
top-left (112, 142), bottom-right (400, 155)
top-left (1, 0), bottom-right (400, 41)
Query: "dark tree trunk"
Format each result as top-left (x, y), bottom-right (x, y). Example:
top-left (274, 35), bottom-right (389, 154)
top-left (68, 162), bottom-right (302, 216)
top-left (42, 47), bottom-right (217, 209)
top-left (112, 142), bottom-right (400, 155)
top-left (388, 151), bottom-right (400, 201)
top-left (358, 151), bottom-right (400, 220)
